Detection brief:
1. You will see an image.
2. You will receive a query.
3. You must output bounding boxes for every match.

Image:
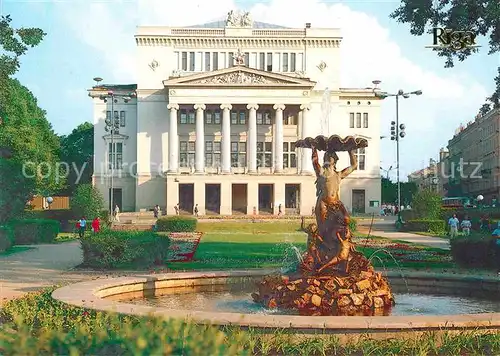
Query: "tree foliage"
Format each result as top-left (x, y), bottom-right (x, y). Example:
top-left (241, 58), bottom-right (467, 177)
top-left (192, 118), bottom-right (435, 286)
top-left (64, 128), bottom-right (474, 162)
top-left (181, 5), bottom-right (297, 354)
top-left (391, 0), bottom-right (500, 109)
top-left (71, 184), bottom-right (104, 219)
top-left (381, 177), bottom-right (418, 205)
top-left (58, 122), bottom-right (94, 195)
top-left (412, 188), bottom-right (443, 219)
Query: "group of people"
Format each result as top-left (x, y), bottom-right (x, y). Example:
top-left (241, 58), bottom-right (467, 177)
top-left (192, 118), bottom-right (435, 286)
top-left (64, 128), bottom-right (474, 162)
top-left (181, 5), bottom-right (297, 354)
top-left (75, 216), bottom-right (101, 238)
top-left (447, 214), bottom-right (472, 238)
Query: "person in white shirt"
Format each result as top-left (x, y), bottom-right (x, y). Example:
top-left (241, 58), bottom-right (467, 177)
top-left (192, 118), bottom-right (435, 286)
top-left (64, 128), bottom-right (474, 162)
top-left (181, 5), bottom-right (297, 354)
top-left (460, 215), bottom-right (471, 236)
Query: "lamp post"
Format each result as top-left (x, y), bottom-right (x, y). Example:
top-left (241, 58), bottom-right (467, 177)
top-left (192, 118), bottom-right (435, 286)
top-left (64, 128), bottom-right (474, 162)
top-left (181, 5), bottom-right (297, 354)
top-left (376, 88), bottom-right (422, 227)
top-left (88, 77), bottom-right (136, 215)
top-left (380, 165), bottom-right (393, 179)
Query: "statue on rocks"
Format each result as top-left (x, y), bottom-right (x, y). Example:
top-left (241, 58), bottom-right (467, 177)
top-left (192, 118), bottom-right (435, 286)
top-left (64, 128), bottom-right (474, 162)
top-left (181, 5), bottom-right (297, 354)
top-left (252, 135), bottom-right (395, 316)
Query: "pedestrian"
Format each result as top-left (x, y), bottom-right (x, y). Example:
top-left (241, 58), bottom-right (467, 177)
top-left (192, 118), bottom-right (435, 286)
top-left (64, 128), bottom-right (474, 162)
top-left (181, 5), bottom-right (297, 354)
top-left (91, 217), bottom-right (100, 234)
top-left (78, 216), bottom-right (87, 238)
top-left (153, 204), bottom-right (159, 218)
top-left (174, 203), bottom-right (179, 215)
top-left (448, 214), bottom-right (459, 238)
top-left (278, 204), bottom-right (282, 216)
top-left (114, 204), bottom-right (120, 222)
top-left (194, 204), bottom-right (199, 217)
top-left (460, 215), bottom-right (471, 236)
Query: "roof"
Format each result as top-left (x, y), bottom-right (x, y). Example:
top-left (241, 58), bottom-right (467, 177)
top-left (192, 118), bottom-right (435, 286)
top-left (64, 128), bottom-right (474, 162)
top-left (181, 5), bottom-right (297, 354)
top-left (93, 84), bottom-right (137, 91)
top-left (188, 20), bottom-right (289, 29)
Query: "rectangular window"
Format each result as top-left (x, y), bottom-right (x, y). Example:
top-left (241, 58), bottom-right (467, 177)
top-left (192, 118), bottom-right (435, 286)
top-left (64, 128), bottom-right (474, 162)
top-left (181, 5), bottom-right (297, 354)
top-left (263, 111), bottom-right (271, 125)
top-left (181, 52), bottom-right (187, 71)
top-left (266, 52), bottom-right (272, 71)
top-left (106, 111), bottom-right (111, 121)
top-left (214, 141), bottom-right (221, 167)
top-left (108, 142), bottom-right (123, 169)
top-left (349, 113), bottom-right (354, 128)
top-left (180, 110), bottom-right (187, 124)
top-left (363, 113), bottom-right (368, 128)
top-left (257, 142), bottom-right (273, 168)
top-left (205, 111), bottom-right (213, 124)
top-left (259, 52), bottom-right (265, 70)
top-left (238, 142), bottom-right (247, 167)
top-left (256, 112), bottom-right (263, 125)
top-left (205, 141), bottom-right (213, 167)
top-left (214, 110), bottom-right (221, 124)
top-left (283, 141), bottom-right (297, 168)
top-left (188, 111), bottom-right (195, 124)
top-left (213, 52), bottom-right (218, 70)
top-left (204, 52), bottom-right (211, 71)
top-left (231, 111), bottom-right (237, 125)
top-left (356, 147), bottom-right (366, 170)
top-left (189, 52), bottom-right (195, 71)
top-left (239, 111), bottom-right (246, 125)
top-left (282, 53), bottom-right (289, 72)
top-left (356, 113), bottom-right (361, 128)
top-left (120, 111), bottom-right (126, 127)
top-left (290, 53), bottom-right (296, 72)
top-left (179, 141), bottom-right (195, 168)
top-left (244, 52), bottom-right (250, 67)
top-left (228, 52), bottom-right (234, 67)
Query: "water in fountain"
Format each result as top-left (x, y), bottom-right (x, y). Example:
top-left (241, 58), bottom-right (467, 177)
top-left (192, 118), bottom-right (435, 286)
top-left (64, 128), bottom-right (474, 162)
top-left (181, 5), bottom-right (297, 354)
top-left (280, 243), bottom-right (304, 274)
top-left (368, 248), bottom-right (410, 293)
top-left (320, 87), bottom-right (331, 135)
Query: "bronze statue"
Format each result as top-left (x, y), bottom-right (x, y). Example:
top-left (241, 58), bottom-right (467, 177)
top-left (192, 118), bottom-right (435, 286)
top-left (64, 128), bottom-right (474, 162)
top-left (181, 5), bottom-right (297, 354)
top-left (252, 135), bottom-right (395, 316)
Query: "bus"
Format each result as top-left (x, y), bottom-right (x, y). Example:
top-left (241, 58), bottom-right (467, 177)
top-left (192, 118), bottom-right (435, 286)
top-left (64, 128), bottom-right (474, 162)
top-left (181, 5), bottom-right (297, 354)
top-left (442, 197), bottom-right (472, 208)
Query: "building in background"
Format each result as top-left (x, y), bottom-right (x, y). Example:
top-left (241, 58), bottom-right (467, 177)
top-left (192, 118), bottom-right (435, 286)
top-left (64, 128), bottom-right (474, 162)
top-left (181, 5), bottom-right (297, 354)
top-left (408, 159), bottom-right (439, 193)
top-left (89, 11), bottom-right (382, 215)
top-left (445, 108), bottom-right (500, 203)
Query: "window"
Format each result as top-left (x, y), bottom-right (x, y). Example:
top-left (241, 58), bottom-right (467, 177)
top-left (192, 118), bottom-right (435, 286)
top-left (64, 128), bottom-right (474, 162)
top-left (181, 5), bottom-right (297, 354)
top-left (213, 141), bottom-right (221, 167)
top-left (205, 141), bottom-right (213, 167)
top-left (213, 52), bottom-right (218, 70)
top-left (180, 110), bottom-right (187, 124)
top-left (244, 52), bottom-right (250, 67)
top-left (290, 53), bottom-right (296, 72)
top-left (179, 141), bottom-right (195, 167)
top-left (106, 110), bottom-right (111, 121)
top-left (349, 113), bottom-right (354, 128)
top-left (283, 142), bottom-right (297, 168)
top-left (282, 53), bottom-right (289, 72)
top-left (356, 113), bottom-right (361, 128)
top-left (204, 52), bottom-right (211, 71)
top-left (205, 111), bottom-right (213, 124)
top-left (214, 110), bottom-right (221, 124)
top-left (231, 111), bottom-right (237, 125)
top-left (266, 52), bottom-right (272, 71)
top-left (228, 52), bottom-right (234, 67)
top-left (189, 52), bottom-right (195, 71)
top-left (108, 142), bottom-right (123, 169)
top-left (257, 141), bottom-right (273, 168)
top-left (259, 52), bottom-right (265, 70)
top-left (181, 52), bottom-right (187, 71)
top-left (284, 112), bottom-right (297, 125)
top-left (187, 110), bottom-right (195, 124)
top-left (239, 110), bottom-right (246, 125)
top-left (120, 111), bottom-right (126, 127)
top-left (231, 141), bottom-right (246, 167)
top-left (363, 113), bottom-right (368, 128)
top-left (259, 110), bottom-right (271, 125)
top-left (355, 148), bottom-right (366, 170)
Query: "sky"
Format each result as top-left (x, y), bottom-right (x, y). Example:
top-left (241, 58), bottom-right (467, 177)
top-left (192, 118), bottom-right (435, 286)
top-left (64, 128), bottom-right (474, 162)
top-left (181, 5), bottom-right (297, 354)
top-left (3, 0), bottom-right (500, 180)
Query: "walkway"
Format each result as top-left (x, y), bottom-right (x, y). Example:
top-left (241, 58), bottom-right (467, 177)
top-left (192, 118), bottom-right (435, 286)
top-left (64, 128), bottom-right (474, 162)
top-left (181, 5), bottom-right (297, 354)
top-left (362, 229), bottom-right (450, 250)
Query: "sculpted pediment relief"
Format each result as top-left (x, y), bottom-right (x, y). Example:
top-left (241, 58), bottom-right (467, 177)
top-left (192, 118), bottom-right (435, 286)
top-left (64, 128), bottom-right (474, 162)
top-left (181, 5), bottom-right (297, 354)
top-left (188, 71), bottom-right (289, 85)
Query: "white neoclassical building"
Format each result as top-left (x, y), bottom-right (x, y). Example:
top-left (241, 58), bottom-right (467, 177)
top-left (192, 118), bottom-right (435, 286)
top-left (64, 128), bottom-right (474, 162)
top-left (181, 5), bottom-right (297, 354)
top-left (89, 11), bottom-right (382, 215)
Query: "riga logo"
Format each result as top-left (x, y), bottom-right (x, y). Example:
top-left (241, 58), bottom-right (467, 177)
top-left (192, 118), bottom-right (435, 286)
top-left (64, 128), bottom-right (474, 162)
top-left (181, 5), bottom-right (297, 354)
top-left (425, 27), bottom-right (480, 51)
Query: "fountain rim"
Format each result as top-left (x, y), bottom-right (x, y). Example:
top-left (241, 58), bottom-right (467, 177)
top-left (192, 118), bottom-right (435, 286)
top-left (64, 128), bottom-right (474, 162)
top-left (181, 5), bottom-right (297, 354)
top-left (52, 269), bottom-right (500, 332)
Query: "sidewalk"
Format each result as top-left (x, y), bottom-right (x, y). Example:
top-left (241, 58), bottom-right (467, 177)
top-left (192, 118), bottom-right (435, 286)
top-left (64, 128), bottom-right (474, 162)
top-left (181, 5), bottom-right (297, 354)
top-left (363, 229), bottom-right (450, 250)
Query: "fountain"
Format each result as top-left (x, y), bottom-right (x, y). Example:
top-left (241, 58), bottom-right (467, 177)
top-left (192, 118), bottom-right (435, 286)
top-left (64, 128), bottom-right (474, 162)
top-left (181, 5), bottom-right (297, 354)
top-left (251, 134), bottom-right (395, 316)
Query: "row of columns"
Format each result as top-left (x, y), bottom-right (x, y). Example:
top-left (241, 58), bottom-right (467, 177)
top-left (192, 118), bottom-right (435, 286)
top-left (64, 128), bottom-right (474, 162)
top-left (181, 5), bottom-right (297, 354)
top-left (167, 103), bottom-right (313, 174)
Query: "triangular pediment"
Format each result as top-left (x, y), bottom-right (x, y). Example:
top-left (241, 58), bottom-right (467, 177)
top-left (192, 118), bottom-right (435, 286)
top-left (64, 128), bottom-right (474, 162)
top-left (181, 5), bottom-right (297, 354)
top-left (163, 66), bottom-right (316, 88)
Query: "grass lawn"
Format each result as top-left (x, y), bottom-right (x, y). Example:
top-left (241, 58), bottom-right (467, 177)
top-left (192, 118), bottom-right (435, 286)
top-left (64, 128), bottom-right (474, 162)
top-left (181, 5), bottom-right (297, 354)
top-left (166, 221), bottom-right (454, 271)
top-left (0, 246), bottom-right (34, 256)
top-left (414, 231), bottom-right (449, 239)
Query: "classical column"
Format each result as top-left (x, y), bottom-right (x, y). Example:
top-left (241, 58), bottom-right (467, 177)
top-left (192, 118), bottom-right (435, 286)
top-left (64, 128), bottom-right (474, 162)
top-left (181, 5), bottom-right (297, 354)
top-left (300, 104), bottom-right (313, 174)
top-left (220, 104), bottom-right (232, 173)
top-left (194, 104), bottom-right (206, 173)
top-left (273, 104), bottom-right (285, 173)
top-left (247, 104), bottom-right (259, 173)
top-left (167, 103), bottom-right (179, 172)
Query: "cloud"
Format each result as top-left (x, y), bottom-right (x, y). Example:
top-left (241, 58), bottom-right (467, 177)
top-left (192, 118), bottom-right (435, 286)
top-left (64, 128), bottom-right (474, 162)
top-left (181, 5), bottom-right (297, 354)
top-left (58, 0), bottom-right (489, 177)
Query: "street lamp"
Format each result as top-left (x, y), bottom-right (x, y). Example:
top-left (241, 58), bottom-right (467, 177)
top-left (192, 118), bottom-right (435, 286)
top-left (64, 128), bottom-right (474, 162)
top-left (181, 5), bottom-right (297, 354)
top-left (380, 165), bottom-right (393, 179)
top-left (88, 78), bottom-right (136, 215)
top-left (376, 89), bottom-right (422, 227)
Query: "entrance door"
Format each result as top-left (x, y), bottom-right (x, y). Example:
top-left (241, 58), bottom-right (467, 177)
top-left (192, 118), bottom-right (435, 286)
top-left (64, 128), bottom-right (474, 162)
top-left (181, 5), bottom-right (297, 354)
top-left (205, 184), bottom-right (221, 215)
top-left (258, 184), bottom-right (274, 214)
top-left (285, 184), bottom-right (300, 214)
top-left (352, 189), bottom-right (366, 214)
top-left (231, 184), bottom-right (247, 214)
top-left (109, 188), bottom-right (123, 212)
top-left (179, 184), bottom-right (194, 214)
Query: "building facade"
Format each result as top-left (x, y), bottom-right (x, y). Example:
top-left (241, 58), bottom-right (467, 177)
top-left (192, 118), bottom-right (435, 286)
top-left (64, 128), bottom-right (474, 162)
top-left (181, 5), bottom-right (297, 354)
top-left (90, 12), bottom-right (382, 215)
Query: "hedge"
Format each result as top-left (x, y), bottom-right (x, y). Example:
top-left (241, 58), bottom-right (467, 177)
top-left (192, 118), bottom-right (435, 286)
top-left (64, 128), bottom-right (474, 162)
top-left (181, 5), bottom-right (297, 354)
top-left (80, 230), bottom-right (170, 269)
top-left (450, 234), bottom-right (499, 268)
top-left (157, 216), bottom-right (197, 232)
top-left (403, 219), bottom-right (446, 234)
top-left (8, 219), bottom-right (60, 244)
top-left (23, 209), bottom-right (74, 222)
top-left (0, 225), bottom-right (14, 252)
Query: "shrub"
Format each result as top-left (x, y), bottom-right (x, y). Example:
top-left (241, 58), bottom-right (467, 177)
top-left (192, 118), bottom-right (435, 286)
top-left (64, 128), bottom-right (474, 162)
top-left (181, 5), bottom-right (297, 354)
top-left (156, 216), bottom-right (197, 232)
top-left (80, 230), bottom-right (170, 269)
top-left (412, 189), bottom-right (443, 219)
top-left (404, 219), bottom-right (446, 234)
top-left (23, 209), bottom-right (74, 222)
top-left (8, 219), bottom-right (59, 244)
top-left (0, 224), bottom-right (14, 251)
top-left (71, 184), bottom-right (105, 220)
top-left (450, 234), bottom-right (498, 268)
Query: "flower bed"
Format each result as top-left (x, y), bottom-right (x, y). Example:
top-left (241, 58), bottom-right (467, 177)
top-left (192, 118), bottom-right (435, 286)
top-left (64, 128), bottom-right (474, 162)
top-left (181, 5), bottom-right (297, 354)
top-left (167, 232), bottom-right (203, 262)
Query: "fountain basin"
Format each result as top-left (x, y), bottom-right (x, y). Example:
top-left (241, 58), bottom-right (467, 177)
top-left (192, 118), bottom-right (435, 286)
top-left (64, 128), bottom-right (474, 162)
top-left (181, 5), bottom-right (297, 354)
top-left (52, 270), bottom-right (500, 339)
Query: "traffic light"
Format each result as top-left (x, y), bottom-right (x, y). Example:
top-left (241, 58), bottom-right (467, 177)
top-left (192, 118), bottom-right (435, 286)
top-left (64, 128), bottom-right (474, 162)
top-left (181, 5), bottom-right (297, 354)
top-left (399, 123), bottom-right (406, 138)
top-left (390, 121), bottom-right (396, 140)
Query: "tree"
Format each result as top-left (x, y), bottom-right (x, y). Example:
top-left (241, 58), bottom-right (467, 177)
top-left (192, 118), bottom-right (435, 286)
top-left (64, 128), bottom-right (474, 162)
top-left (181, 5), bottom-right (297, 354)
top-left (381, 177), bottom-right (418, 205)
top-left (391, 1), bottom-right (500, 109)
top-left (412, 189), bottom-right (443, 219)
top-left (0, 159), bottom-right (35, 224)
top-left (71, 184), bottom-right (104, 219)
top-left (58, 122), bottom-right (94, 195)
